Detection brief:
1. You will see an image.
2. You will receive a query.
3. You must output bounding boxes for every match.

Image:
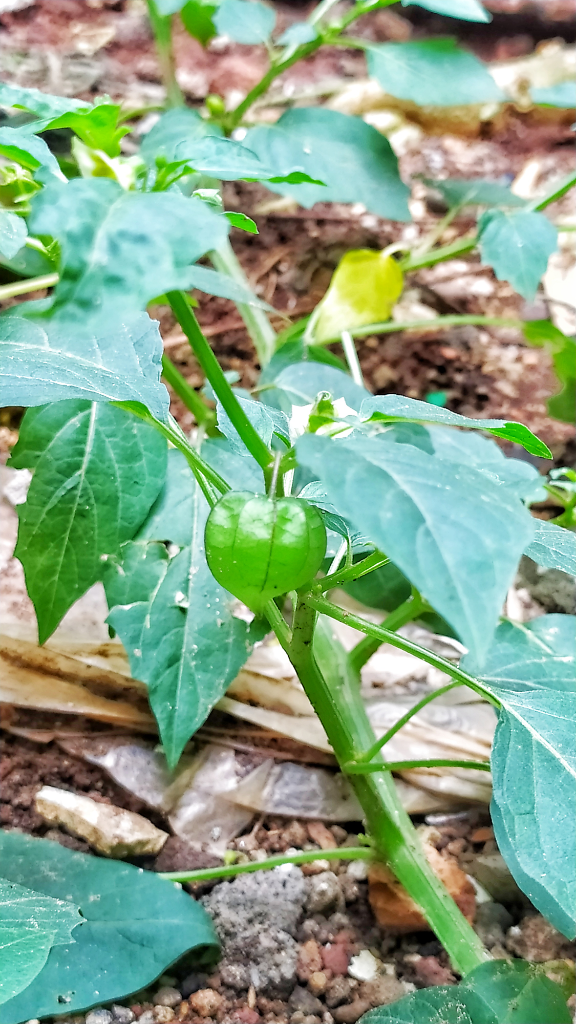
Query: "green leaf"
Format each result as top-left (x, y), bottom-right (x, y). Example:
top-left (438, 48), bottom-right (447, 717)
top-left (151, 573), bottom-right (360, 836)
top-left (262, 361), bottom-right (369, 414)
top-left (158, 135), bottom-right (324, 185)
top-left (361, 394), bottom-right (552, 459)
top-left (140, 108), bottom-right (222, 167)
top-left (244, 109), bottom-right (410, 221)
top-left (296, 433), bottom-right (535, 662)
top-left (216, 395), bottom-right (290, 454)
top-left (366, 38), bottom-right (503, 107)
top-left (359, 959), bottom-right (571, 1023)
top-left (213, 0), bottom-right (275, 43)
top-left (277, 22), bottom-right (318, 46)
top-left (0, 310), bottom-right (169, 419)
top-left (0, 82), bottom-right (89, 119)
top-left (523, 320), bottom-right (576, 425)
top-left (478, 209), bottom-right (558, 301)
top-left (180, 0), bottom-right (219, 45)
top-left (0, 127), bottom-right (64, 181)
top-left (0, 878), bottom-right (82, 1005)
top-left (464, 616), bottom-right (576, 937)
top-left (187, 264), bottom-right (271, 307)
top-left (0, 830), bottom-right (218, 1023)
top-left (402, 0), bottom-right (490, 22)
top-left (532, 82), bottom-right (576, 108)
top-left (9, 401), bottom-right (167, 643)
top-left (427, 177), bottom-right (525, 208)
top-left (0, 210), bottom-right (27, 260)
top-left (105, 446), bottom-right (265, 767)
top-left (525, 520), bottom-right (576, 575)
top-left (28, 177), bottom-right (229, 324)
top-left (422, 426), bottom-right (546, 503)
top-left (43, 104), bottom-right (130, 158)
top-left (314, 250), bottom-right (404, 343)
top-left (226, 211), bottom-right (258, 233)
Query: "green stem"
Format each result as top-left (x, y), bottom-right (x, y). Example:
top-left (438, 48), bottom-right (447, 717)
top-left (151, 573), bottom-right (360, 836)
top-left (306, 594), bottom-right (498, 706)
top-left (401, 237), bottom-right (477, 273)
top-left (0, 272), bottom-right (59, 302)
top-left (264, 597), bottom-right (293, 649)
top-left (309, 0), bottom-right (342, 25)
top-left (225, 0), bottom-right (396, 130)
top-left (358, 681), bottom-right (462, 762)
top-left (146, 0), bottom-right (184, 108)
top-left (161, 354), bottom-right (216, 429)
top-left (341, 330), bottom-right (365, 387)
top-left (320, 550), bottom-right (390, 591)
top-left (210, 240), bottom-right (277, 366)
top-left (398, 181), bottom-right (572, 273)
top-left (348, 313), bottom-right (522, 341)
top-left (348, 593), bottom-right (427, 675)
top-left (226, 38), bottom-right (324, 130)
top-left (283, 598), bottom-right (489, 976)
top-left (160, 845), bottom-right (371, 884)
top-left (345, 758), bottom-right (490, 774)
top-left (168, 291), bottom-right (273, 472)
top-left (116, 403), bottom-right (229, 502)
top-left (529, 171), bottom-right (576, 212)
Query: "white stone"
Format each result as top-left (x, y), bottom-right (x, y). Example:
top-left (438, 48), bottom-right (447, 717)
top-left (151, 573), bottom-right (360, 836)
top-left (346, 859), bottom-right (368, 882)
top-left (35, 786), bottom-right (168, 858)
top-left (348, 950), bottom-right (379, 982)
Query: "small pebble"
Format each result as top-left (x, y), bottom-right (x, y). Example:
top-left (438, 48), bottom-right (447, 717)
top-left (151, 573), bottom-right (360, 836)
top-left (306, 873), bottom-right (343, 915)
top-left (308, 972), bottom-right (328, 997)
top-left (86, 1012), bottom-right (113, 1024)
top-left (307, 822), bottom-right (337, 850)
top-left (154, 989), bottom-right (182, 1009)
top-left (360, 976), bottom-right (405, 1007)
top-left (180, 972), bottom-right (208, 998)
top-left (153, 1008), bottom-right (174, 1023)
top-left (348, 951), bottom-right (378, 982)
top-left (325, 977), bottom-right (353, 1009)
top-left (283, 821), bottom-right (308, 848)
top-left (346, 861), bottom-right (368, 882)
top-left (188, 989), bottom-right (224, 1018)
top-left (233, 1010), bottom-right (260, 1024)
top-left (302, 860), bottom-right (330, 876)
top-left (333, 999), bottom-right (371, 1024)
top-left (111, 1007), bottom-right (136, 1024)
top-left (138, 1013), bottom-right (155, 1024)
top-left (322, 943), bottom-right (350, 977)
top-left (289, 987), bottom-right (323, 1016)
top-left (470, 827), bottom-right (494, 844)
top-left (297, 939), bottom-right (323, 981)
top-left (331, 827), bottom-right (348, 845)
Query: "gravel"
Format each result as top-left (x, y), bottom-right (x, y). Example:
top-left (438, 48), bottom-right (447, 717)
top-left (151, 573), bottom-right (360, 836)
top-left (201, 866), bottom-right (307, 942)
top-left (305, 872), bottom-right (345, 916)
top-left (221, 926), bottom-right (300, 997)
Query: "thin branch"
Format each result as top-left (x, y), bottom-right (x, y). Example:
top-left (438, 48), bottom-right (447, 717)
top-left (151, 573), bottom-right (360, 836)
top-left (168, 290), bottom-right (273, 472)
top-left (344, 758), bottom-right (490, 774)
top-left (357, 682), bottom-right (462, 763)
top-left (305, 593), bottom-right (499, 706)
top-left (0, 273), bottom-right (59, 302)
top-left (159, 845), bottom-right (371, 883)
top-left (161, 353), bottom-right (215, 428)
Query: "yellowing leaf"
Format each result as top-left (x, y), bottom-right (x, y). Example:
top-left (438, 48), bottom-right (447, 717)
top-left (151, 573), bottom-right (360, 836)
top-left (314, 250), bottom-right (403, 344)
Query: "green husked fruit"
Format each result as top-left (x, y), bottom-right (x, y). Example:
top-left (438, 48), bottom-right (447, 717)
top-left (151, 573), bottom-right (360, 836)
top-left (205, 491), bottom-right (327, 610)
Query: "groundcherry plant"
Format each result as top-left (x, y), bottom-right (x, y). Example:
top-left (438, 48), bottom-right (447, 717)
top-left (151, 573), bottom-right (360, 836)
top-left (0, 0), bottom-right (575, 1020)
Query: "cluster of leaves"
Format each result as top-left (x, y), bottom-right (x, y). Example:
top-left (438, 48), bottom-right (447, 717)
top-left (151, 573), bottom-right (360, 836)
top-left (0, 0), bottom-right (575, 1019)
